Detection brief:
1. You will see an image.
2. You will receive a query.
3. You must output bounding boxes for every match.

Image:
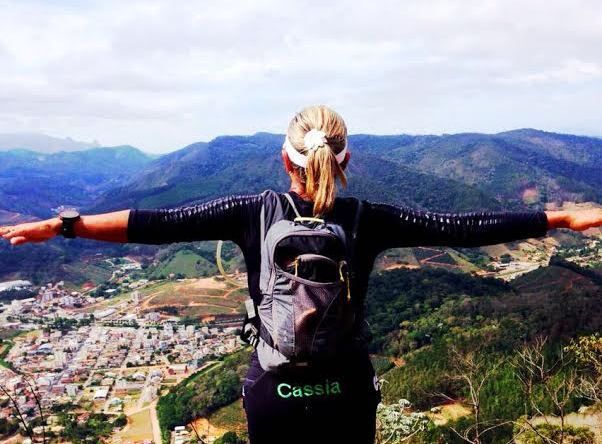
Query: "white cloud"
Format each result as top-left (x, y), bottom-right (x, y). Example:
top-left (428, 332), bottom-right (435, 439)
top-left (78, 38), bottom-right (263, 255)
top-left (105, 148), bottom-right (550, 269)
top-left (0, 0), bottom-right (601, 152)
top-left (496, 60), bottom-right (602, 85)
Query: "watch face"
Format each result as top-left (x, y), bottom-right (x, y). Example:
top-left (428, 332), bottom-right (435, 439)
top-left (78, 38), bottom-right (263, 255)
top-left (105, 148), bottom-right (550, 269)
top-left (60, 209), bottom-right (79, 218)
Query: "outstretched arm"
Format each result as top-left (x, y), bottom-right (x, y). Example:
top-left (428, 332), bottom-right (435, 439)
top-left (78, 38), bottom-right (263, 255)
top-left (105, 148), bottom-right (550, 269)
top-left (0, 194), bottom-right (263, 246)
top-left (364, 202), bottom-right (602, 251)
top-left (0, 210), bottom-right (130, 245)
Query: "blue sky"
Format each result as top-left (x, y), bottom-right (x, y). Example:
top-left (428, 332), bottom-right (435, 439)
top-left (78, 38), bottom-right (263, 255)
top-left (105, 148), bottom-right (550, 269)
top-left (1, 0), bottom-right (601, 153)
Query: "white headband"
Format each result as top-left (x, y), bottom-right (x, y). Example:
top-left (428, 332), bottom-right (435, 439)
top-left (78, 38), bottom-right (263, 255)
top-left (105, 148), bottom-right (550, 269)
top-left (283, 129), bottom-right (348, 168)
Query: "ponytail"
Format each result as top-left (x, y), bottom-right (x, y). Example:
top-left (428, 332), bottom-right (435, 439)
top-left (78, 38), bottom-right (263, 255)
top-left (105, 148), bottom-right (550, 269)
top-left (285, 105), bottom-right (349, 217)
top-left (305, 143), bottom-right (347, 217)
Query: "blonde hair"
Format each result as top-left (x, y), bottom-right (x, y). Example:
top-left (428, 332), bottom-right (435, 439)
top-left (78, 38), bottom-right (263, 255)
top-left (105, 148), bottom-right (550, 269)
top-left (286, 105), bottom-right (348, 216)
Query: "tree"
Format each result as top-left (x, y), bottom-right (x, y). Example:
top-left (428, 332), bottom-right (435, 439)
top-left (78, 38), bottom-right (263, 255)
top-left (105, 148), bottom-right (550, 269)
top-left (375, 398), bottom-right (430, 444)
top-left (113, 414), bottom-right (127, 428)
top-left (0, 372), bottom-right (49, 443)
top-left (511, 336), bottom-right (581, 444)
top-left (214, 431), bottom-right (245, 444)
top-left (441, 343), bottom-right (509, 444)
top-left (565, 334), bottom-right (602, 404)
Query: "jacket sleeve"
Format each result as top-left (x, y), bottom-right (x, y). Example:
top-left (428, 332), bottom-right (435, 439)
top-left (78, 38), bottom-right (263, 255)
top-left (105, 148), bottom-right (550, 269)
top-left (126, 194), bottom-right (263, 245)
top-left (363, 201), bottom-right (549, 251)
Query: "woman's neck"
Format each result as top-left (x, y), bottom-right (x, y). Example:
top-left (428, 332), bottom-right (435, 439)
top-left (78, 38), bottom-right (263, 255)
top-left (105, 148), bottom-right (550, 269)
top-left (289, 178), bottom-right (312, 201)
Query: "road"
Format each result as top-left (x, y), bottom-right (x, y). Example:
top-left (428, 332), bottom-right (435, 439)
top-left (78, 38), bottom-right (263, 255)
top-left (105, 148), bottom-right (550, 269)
top-left (149, 400), bottom-right (162, 444)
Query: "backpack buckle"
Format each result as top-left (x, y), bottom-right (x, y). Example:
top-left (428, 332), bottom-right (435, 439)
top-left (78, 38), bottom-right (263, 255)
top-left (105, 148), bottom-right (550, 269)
top-left (293, 216), bottom-right (326, 229)
top-left (241, 322), bottom-right (259, 348)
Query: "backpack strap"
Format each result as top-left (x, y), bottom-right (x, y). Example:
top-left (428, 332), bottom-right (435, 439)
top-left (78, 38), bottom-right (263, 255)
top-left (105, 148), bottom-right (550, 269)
top-left (351, 198), bottom-right (363, 253)
top-left (241, 190), bottom-right (285, 348)
top-left (261, 190), bottom-right (286, 236)
top-left (347, 198), bottom-right (363, 282)
top-left (283, 193), bottom-right (302, 219)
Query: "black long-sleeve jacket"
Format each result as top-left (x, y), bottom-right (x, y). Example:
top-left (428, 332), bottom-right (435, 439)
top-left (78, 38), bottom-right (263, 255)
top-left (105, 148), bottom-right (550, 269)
top-left (127, 190), bottom-right (548, 358)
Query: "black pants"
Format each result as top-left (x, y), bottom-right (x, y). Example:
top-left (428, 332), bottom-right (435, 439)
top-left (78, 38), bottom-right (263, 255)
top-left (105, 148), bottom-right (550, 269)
top-left (242, 353), bottom-right (382, 444)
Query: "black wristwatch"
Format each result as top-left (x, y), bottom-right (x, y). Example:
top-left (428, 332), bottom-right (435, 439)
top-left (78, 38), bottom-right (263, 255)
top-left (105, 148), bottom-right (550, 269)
top-left (58, 208), bottom-right (81, 238)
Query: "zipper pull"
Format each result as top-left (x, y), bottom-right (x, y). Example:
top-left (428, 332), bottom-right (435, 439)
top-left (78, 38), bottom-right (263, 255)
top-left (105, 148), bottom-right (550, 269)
top-left (346, 279), bottom-right (351, 302)
top-left (339, 263), bottom-right (351, 302)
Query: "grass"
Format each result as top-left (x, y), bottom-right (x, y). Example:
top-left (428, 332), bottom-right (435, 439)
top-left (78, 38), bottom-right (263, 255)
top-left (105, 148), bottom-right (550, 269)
top-left (151, 250), bottom-right (216, 278)
top-left (0, 342), bottom-right (15, 369)
top-left (0, 329), bottom-right (35, 369)
top-left (447, 250), bottom-right (481, 272)
top-left (207, 399), bottom-right (247, 433)
top-left (61, 257), bottom-right (113, 285)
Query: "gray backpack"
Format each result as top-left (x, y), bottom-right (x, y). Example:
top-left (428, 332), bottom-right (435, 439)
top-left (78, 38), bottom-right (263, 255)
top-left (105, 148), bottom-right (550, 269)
top-left (241, 190), bottom-right (363, 372)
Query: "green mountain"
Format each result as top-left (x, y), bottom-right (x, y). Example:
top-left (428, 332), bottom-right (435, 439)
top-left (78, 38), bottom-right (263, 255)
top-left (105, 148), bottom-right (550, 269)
top-left (88, 133), bottom-right (512, 214)
top-left (5, 128), bottom-right (600, 219)
top-left (0, 146), bottom-right (154, 219)
top-left (351, 129), bottom-right (602, 205)
top-left (2, 129), bottom-right (600, 288)
top-left (89, 129), bottom-right (602, 215)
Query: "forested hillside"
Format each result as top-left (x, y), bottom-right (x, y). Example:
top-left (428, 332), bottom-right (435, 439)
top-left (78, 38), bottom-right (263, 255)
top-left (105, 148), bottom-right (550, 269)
top-left (349, 129), bottom-right (602, 206)
top-left (88, 136), bottom-right (504, 214)
top-left (364, 257), bottom-right (602, 443)
top-left (87, 129), bottom-right (602, 214)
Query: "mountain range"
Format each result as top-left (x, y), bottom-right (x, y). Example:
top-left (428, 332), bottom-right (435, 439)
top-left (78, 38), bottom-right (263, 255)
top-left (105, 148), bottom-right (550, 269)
top-left (0, 146), bottom-right (155, 220)
top-left (0, 133), bottom-right (101, 153)
top-left (0, 128), bottom-right (600, 285)
top-left (2, 128), bottom-right (601, 223)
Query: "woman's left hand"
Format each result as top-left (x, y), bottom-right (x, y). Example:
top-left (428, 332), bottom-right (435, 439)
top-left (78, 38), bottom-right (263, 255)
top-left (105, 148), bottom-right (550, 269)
top-left (546, 208), bottom-right (602, 231)
top-left (0, 219), bottom-right (62, 246)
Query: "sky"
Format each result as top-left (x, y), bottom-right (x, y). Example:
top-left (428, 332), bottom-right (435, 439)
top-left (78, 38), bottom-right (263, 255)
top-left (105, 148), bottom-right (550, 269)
top-left (1, 0), bottom-right (601, 153)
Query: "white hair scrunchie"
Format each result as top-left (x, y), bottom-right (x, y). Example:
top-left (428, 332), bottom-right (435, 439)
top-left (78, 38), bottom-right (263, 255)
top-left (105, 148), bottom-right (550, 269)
top-left (283, 128), bottom-right (347, 168)
top-left (303, 129), bottom-right (327, 151)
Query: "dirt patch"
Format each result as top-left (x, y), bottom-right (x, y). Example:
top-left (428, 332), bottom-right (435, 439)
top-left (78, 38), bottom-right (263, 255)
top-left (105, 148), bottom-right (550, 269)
top-left (425, 401), bottom-right (472, 426)
top-left (189, 417), bottom-right (229, 441)
top-left (189, 277), bottom-right (229, 290)
top-left (118, 408), bottom-right (154, 443)
top-left (391, 357), bottom-right (405, 367)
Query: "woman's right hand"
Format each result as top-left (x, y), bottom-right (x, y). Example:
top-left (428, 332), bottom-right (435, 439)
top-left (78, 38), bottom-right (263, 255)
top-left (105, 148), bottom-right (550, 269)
top-left (0, 218), bottom-right (62, 246)
top-left (546, 208), bottom-right (602, 231)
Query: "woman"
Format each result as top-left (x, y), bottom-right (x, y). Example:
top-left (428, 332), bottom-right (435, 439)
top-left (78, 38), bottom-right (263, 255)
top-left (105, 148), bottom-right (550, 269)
top-left (1, 105), bottom-right (601, 444)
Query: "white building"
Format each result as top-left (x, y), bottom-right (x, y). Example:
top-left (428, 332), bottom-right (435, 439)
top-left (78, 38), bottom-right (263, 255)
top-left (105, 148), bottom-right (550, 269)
top-left (9, 299), bottom-right (22, 314)
top-left (93, 387), bottom-right (109, 400)
top-left (145, 312), bottom-right (160, 322)
top-left (61, 295), bottom-right (76, 307)
top-left (54, 350), bottom-right (66, 368)
top-left (66, 384), bottom-right (79, 397)
top-left (140, 385), bottom-right (157, 403)
top-left (94, 308), bottom-right (116, 319)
